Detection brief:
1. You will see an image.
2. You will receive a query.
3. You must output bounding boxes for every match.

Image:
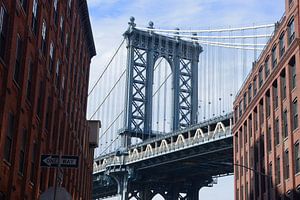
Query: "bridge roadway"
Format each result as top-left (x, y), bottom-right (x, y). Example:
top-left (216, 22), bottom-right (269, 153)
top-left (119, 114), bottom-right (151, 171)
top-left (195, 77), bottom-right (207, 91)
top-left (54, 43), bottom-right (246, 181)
top-left (92, 113), bottom-right (234, 200)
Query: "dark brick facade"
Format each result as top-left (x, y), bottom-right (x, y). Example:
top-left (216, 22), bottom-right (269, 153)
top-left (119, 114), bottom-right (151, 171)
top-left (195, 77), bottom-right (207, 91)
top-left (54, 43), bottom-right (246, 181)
top-left (0, 0), bottom-right (96, 199)
top-left (233, 0), bottom-right (300, 199)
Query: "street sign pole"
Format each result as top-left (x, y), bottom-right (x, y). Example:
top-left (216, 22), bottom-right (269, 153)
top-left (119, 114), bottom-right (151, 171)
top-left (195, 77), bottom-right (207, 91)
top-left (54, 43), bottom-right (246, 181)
top-left (53, 153), bottom-right (62, 200)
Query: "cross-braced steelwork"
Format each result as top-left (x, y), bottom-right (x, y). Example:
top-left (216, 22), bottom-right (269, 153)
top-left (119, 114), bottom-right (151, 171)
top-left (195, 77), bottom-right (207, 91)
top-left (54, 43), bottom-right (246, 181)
top-left (122, 17), bottom-right (202, 142)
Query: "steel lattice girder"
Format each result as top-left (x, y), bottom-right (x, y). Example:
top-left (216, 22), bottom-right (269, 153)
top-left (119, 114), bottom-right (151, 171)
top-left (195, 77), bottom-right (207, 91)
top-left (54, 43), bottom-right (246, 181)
top-left (178, 58), bottom-right (192, 128)
top-left (123, 25), bottom-right (202, 140)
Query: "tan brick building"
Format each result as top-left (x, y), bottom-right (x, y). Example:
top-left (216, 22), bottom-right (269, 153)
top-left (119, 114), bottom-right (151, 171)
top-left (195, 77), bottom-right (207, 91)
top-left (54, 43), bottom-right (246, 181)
top-left (233, 0), bottom-right (300, 199)
top-left (0, 0), bottom-right (96, 199)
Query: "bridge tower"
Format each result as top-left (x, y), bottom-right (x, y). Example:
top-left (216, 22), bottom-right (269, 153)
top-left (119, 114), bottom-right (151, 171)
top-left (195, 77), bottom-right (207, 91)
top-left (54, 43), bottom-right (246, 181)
top-left (121, 17), bottom-right (202, 146)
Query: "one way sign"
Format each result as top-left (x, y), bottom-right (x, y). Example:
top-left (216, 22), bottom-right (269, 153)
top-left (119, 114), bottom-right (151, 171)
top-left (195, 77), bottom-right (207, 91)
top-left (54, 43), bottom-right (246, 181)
top-left (40, 155), bottom-right (79, 168)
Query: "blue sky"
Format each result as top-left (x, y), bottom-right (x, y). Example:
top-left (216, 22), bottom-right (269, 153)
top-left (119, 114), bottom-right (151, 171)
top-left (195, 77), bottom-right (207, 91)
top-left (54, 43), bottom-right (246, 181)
top-left (87, 0), bottom-right (284, 199)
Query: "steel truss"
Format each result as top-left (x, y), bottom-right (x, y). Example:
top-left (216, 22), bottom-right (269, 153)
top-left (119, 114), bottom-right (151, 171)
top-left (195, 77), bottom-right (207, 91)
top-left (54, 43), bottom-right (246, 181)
top-left (122, 18), bottom-right (202, 141)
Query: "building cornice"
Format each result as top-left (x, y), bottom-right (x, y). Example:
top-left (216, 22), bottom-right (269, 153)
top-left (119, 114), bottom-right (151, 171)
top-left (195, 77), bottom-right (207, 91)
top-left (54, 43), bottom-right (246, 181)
top-left (78, 0), bottom-right (96, 59)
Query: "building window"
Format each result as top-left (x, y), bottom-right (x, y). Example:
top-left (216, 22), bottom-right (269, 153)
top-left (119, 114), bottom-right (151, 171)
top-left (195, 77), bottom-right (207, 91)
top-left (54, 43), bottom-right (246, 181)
top-left (273, 81), bottom-right (278, 109)
top-left (249, 116), bottom-right (252, 138)
top-left (60, 16), bottom-right (64, 44)
top-left (241, 185), bottom-right (244, 200)
top-left (26, 62), bottom-right (34, 102)
top-left (275, 118), bottom-right (280, 145)
top-left (272, 46), bottom-right (277, 68)
top-left (4, 113), bottom-right (15, 162)
top-left (295, 142), bottom-right (300, 174)
top-left (239, 129), bottom-right (243, 148)
top-left (265, 57), bottom-right (270, 77)
top-left (279, 32), bottom-right (285, 57)
top-left (53, 0), bottom-right (58, 25)
top-left (239, 101), bottom-right (243, 118)
top-left (293, 99), bottom-right (298, 130)
top-left (49, 42), bottom-right (54, 73)
top-left (275, 157), bottom-right (280, 185)
top-left (267, 126), bottom-right (272, 152)
top-left (283, 109), bottom-right (288, 138)
top-left (290, 56), bottom-right (296, 90)
top-left (19, 129), bottom-right (27, 174)
top-left (13, 35), bottom-right (23, 84)
top-left (259, 99), bottom-right (264, 125)
top-left (41, 19), bottom-right (47, 55)
top-left (266, 91), bottom-right (270, 117)
top-left (56, 60), bottom-right (60, 88)
top-left (281, 69), bottom-right (286, 99)
top-left (288, 17), bottom-right (295, 45)
top-left (254, 108), bottom-right (258, 131)
top-left (30, 141), bottom-right (37, 183)
top-left (248, 84), bottom-right (252, 102)
top-left (67, 0), bottom-right (72, 17)
top-left (260, 134), bottom-right (265, 158)
top-left (19, 0), bottom-right (27, 12)
top-left (284, 149), bottom-right (289, 179)
top-left (269, 162), bottom-right (273, 188)
top-left (65, 33), bottom-right (70, 57)
top-left (253, 77), bottom-right (257, 96)
top-left (245, 182), bottom-right (248, 200)
top-left (0, 6), bottom-right (8, 59)
top-left (31, 0), bottom-right (38, 35)
top-left (244, 123), bottom-right (247, 144)
top-left (244, 93), bottom-right (247, 111)
top-left (241, 156), bottom-right (243, 176)
top-left (259, 67), bottom-right (263, 88)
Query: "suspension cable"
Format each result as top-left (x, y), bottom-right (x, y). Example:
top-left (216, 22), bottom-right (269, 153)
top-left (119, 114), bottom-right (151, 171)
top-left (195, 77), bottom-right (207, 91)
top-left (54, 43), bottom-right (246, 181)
top-left (89, 70), bottom-right (126, 120)
top-left (88, 39), bottom-right (125, 96)
top-left (171, 34), bottom-right (272, 40)
top-left (136, 23), bottom-right (275, 33)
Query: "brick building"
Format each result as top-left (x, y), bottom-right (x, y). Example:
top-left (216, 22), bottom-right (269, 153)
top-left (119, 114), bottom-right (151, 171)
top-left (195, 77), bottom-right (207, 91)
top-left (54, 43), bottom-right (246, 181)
top-left (233, 0), bottom-right (300, 199)
top-left (0, 0), bottom-right (96, 199)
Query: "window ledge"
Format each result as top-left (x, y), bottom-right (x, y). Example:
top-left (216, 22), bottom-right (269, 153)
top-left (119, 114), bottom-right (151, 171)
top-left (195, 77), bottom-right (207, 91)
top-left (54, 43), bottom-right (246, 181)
top-left (12, 79), bottom-right (21, 90)
top-left (18, 172), bottom-right (24, 178)
top-left (3, 159), bottom-right (11, 167)
top-left (293, 127), bottom-right (299, 133)
top-left (0, 57), bottom-right (5, 67)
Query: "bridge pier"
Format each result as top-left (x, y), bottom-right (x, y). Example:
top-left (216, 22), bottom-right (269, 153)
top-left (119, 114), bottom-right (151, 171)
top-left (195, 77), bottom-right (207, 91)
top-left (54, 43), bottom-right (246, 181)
top-left (109, 171), bottom-right (129, 200)
top-left (186, 186), bottom-right (200, 200)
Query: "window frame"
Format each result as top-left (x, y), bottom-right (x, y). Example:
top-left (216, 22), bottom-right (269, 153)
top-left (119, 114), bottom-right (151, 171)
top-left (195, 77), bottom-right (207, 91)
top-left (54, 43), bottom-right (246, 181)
top-left (0, 5), bottom-right (9, 60)
top-left (288, 17), bottom-right (295, 45)
top-left (31, 0), bottom-right (38, 35)
top-left (293, 99), bottom-right (298, 130)
top-left (279, 32), bottom-right (285, 57)
top-left (4, 113), bottom-right (15, 163)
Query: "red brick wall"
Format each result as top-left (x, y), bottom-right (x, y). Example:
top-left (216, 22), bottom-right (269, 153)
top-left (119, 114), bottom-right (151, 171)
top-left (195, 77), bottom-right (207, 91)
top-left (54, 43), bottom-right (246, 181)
top-left (0, 0), bottom-right (95, 199)
top-left (233, 0), bottom-right (300, 199)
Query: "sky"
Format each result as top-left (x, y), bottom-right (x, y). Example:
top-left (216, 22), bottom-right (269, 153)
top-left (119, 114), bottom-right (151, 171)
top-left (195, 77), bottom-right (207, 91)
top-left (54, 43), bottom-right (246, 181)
top-left (87, 0), bottom-right (284, 199)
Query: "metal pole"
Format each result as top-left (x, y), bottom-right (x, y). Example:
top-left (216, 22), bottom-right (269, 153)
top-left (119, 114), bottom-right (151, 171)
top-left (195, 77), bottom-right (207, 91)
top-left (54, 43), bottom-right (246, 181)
top-left (53, 154), bottom-right (61, 200)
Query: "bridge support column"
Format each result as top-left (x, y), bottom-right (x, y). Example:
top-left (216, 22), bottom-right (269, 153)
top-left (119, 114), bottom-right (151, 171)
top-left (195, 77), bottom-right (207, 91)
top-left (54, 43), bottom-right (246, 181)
top-left (109, 172), bottom-right (129, 200)
top-left (186, 187), bottom-right (199, 200)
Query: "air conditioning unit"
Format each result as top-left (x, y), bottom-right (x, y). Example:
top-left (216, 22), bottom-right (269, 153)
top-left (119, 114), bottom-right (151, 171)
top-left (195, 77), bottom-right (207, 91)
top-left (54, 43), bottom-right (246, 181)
top-left (88, 120), bottom-right (101, 148)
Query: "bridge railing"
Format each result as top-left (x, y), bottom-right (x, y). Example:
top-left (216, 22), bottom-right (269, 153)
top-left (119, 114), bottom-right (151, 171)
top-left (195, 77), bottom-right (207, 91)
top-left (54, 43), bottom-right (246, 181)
top-left (93, 122), bottom-right (232, 173)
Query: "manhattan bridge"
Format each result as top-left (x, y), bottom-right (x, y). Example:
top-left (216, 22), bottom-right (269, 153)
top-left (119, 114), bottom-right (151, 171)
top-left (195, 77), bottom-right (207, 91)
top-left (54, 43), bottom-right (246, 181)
top-left (88, 17), bottom-right (276, 199)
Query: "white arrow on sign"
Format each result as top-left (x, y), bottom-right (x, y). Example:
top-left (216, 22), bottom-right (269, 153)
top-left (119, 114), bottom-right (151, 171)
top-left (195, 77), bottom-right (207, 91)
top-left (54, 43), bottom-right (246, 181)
top-left (43, 156), bottom-right (59, 166)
